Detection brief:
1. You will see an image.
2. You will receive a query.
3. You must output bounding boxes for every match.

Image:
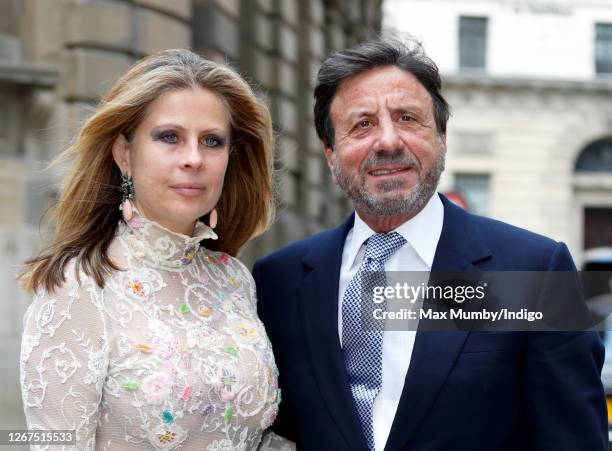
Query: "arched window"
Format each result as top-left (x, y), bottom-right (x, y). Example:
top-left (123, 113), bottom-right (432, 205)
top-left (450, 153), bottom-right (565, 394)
top-left (575, 137), bottom-right (612, 172)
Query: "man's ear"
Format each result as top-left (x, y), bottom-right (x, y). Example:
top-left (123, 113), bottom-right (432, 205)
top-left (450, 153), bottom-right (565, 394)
top-left (323, 144), bottom-right (337, 184)
top-left (111, 134), bottom-right (131, 175)
top-left (439, 133), bottom-right (447, 154)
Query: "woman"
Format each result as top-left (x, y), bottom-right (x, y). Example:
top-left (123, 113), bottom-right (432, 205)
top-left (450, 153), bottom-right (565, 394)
top-left (19, 49), bottom-right (291, 450)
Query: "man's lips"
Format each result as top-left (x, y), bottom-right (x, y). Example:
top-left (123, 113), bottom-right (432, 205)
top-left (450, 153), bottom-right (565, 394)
top-left (367, 166), bottom-right (412, 177)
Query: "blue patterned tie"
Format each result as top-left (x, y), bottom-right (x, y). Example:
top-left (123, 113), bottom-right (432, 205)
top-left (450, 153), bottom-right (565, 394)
top-left (342, 232), bottom-right (407, 450)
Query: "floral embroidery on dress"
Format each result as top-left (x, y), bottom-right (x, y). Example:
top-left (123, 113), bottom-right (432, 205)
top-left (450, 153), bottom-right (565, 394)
top-left (231, 319), bottom-right (261, 345)
top-left (126, 279), bottom-right (148, 298)
top-left (142, 372), bottom-right (174, 405)
top-left (207, 438), bottom-right (246, 451)
top-left (148, 423), bottom-right (188, 450)
top-left (20, 210), bottom-right (290, 450)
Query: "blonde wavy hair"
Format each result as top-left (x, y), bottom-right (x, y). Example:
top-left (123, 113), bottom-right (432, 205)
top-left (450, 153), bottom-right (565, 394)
top-left (20, 49), bottom-right (275, 293)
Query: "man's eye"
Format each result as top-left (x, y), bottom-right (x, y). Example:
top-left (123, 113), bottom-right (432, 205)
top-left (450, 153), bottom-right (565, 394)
top-left (400, 114), bottom-right (414, 122)
top-left (160, 132), bottom-right (178, 143)
top-left (357, 120), bottom-right (371, 128)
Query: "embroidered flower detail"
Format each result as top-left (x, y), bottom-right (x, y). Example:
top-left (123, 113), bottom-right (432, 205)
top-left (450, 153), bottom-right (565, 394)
top-left (219, 253), bottom-right (230, 265)
top-left (219, 386), bottom-right (236, 402)
top-left (142, 372), bottom-right (173, 405)
top-left (123, 380), bottom-right (139, 392)
top-left (154, 236), bottom-right (175, 255)
top-left (199, 306), bottom-right (213, 317)
top-left (135, 343), bottom-right (152, 354)
top-left (219, 367), bottom-right (240, 402)
top-left (83, 349), bottom-right (106, 387)
top-left (179, 385), bottom-right (192, 401)
top-left (224, 406), bottom-right (233, 424)
top-left (231, 319), bottom-right (261, 345)
top-left (127, 280), bottom-right (145, 297)
top-left (179, 303), bottom-right (190, 314)
top-left (229, 290), bottom-right (249, 306)
top-left (149, 423), bottom-right (187, 450)
top-left (260, 404), bottom-right (279, 429)
top-left (159, 342), bottom-right (177, 360)
top-left (162, 409), bottom-right (174, 423)
top-left (126, 235), bottom-right (148, 258)
top-left (207, 438), bottom-right (235, 451)
top-left (158, 430), bottom-right (176, 444)
top-left (202, 404), bottom-right (214, 416)
top-left (225, 346), bottom-right (238, 358)
top-left (37, 300), bottom-right (55, 328)
top-left (181, 244), bottom-right (198, 265)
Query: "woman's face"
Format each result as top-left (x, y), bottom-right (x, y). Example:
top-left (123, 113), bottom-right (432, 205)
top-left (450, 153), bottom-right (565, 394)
top-left (112, 87), bottom-right (231, 235)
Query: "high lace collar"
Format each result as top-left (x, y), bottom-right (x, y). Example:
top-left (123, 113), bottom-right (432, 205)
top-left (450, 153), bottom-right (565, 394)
top-left (119, 210), bottom-right (218, 270)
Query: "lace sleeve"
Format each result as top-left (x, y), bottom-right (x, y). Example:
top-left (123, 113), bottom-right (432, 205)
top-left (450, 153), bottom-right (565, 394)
top-left (226, 255), bottom-right (258, 305)
top-left (258, 431), bottom-right (296, 451)
top-left (20, 270), bottom-right (109, 450)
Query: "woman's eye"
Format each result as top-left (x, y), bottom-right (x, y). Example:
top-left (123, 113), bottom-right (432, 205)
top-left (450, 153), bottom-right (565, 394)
top-left (203, 136), bottom-right (222, 147)
top-left (160, 132), bottom-right (178, 144)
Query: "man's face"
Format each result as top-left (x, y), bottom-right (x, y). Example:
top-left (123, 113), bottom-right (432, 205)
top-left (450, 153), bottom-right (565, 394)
top-left (324, 65), bottom-right (446, 219)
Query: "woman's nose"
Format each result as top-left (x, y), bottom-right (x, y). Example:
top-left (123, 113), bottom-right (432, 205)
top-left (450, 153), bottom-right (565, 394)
top-left (180, 139), bottom-right (204, 169)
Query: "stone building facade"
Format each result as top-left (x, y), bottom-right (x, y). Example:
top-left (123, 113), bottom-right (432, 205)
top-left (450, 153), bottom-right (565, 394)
top-left (0, 0), bottom-right (382, 434)
top-left (384, 0), bottom-right (612, 265)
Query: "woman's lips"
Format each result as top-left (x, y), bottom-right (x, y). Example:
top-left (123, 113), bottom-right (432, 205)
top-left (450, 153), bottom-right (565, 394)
top-left (170, 184), bottom-right (205, 197)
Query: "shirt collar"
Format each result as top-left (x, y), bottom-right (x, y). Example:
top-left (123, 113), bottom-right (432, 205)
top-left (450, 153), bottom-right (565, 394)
top-left (119, 209), bottom-right (218, 270)
top-left (345, 193), bottom-right (444, 269)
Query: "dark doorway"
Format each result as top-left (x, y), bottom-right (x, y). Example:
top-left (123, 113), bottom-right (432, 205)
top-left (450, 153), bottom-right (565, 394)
top-left (584, 207), bottom-right (612, 249)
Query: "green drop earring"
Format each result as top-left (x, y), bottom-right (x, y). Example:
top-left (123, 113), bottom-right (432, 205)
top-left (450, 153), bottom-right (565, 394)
top-left (119, 174), bottom-right (135, 221)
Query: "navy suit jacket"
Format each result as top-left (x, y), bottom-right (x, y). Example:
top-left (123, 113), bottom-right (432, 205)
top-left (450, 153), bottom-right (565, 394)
top-left (253, 195), bottom-right (608, 451)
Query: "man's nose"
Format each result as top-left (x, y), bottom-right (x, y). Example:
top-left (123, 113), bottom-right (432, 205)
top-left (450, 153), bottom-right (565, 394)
top-left (377, 117), bottom-right (402, 150)
top-left (181, 139), bottom-right (204, 169)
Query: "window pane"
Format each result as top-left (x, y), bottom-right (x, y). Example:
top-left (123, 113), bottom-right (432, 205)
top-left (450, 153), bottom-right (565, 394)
top-left (575, 137), bottom-right (612, 172)
top-left (459, 16), bottom-right (487, 70)
top-left (596, 23), bottom-right (612, 75)
top-left (454, 173), bottom-right (490, 216)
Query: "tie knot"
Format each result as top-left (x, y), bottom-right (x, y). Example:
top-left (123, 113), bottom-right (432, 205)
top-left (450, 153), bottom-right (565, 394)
top-left (363, 232), bottom-right (407, 264)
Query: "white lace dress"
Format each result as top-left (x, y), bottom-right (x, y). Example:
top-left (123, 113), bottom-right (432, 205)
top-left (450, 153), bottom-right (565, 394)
top-left (20, 213), bottom-right (293, 451)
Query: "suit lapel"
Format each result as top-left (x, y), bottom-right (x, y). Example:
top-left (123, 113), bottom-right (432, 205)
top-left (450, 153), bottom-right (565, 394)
top-left (297, 214), bottom-right (369, 451)
top-left (384, 195), bottom-right (492, 451)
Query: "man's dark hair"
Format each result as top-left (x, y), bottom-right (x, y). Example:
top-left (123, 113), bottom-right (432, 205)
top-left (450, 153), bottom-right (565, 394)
top-left (314, 37), bottom-right (450, 149)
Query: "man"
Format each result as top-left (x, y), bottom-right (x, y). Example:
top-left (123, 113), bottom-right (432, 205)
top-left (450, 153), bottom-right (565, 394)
top-left (253, 38), bottom-right (608, 451)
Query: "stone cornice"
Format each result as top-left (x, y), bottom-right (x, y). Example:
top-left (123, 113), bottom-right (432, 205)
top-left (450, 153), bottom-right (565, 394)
top-left (442, 72), bottom-right (612, 95)
top-left (0, 60), bottom-right (57, 88)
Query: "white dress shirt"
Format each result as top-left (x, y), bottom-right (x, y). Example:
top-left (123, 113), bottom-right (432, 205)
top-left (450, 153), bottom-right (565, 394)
top-left (338, 193), bottom-right (444, 451)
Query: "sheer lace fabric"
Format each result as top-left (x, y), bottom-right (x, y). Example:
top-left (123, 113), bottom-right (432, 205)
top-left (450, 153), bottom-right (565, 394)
top-left (20, 214), bottom-right (293, 450)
